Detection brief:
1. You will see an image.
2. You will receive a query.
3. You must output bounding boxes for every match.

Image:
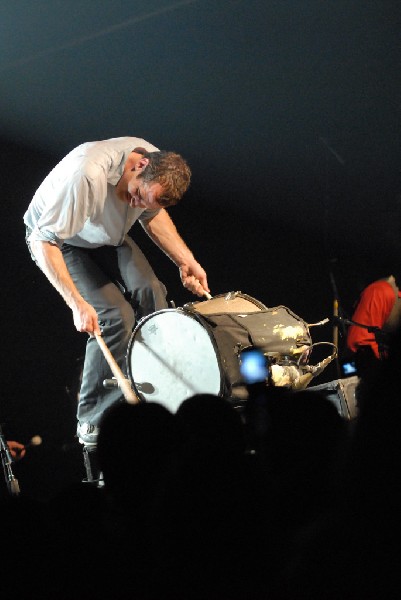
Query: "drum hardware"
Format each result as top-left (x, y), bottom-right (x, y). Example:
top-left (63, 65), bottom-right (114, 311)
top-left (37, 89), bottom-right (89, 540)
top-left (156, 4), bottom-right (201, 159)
top-left (308, 318), bottom-right (330, 327)
top-left (103, 378), bottom-right (118, 389)
top-left (290, 342), bottom-right (338, 390)
top-left (300, 342), bottom-right (338, 375)
top-left (102, 377), bottom-right (155, 395)
top-left (136, 382), bottom-right (156, 394)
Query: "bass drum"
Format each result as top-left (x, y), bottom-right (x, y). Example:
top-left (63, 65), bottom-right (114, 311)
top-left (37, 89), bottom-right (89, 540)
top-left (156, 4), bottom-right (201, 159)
top-left (127, 308), bottom-right (224, 413)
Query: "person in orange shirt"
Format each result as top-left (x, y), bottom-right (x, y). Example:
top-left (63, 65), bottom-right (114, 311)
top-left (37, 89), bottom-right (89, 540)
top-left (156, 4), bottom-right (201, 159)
top-left (347, 274), bottom-right (401, 384)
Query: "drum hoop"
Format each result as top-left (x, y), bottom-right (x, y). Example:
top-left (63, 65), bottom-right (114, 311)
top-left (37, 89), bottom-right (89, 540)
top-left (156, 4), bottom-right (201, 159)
top-left (183, 291), bottom-right (268, 314)
top-left (126, 308), bottom-right (228, 400)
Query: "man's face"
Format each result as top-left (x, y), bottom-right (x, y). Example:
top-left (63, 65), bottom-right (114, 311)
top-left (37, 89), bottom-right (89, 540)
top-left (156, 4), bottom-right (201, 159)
top-left (126, 173), bottom-right (165, 210)
top-left (116, 154), bottom-right (168, 209)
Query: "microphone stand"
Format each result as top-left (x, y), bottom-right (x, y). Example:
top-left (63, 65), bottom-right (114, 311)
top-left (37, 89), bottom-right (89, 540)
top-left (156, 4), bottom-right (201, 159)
top-left (333, 316), bottom-right (387, 361)
top-left (329, 268), bottom-right (347, 379)
top-left (0, 423), bottom-right (20, 496)
top-left (319, 136), bottom-right (346, 380)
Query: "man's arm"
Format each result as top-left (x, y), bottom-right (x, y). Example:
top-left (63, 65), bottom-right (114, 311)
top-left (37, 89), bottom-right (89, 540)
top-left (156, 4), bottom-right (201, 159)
top-left (141, 209), bottom-right (210, 297)
top-left (30, 241), bottom-right (101, 334)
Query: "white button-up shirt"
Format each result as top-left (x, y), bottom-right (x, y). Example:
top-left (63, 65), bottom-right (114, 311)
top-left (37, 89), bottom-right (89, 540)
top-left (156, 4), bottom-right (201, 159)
top-left (24, 136), bottom-right (160, 249)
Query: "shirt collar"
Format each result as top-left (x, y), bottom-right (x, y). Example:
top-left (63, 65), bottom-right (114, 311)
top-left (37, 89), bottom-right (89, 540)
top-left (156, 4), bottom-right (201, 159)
top-left (108, 146), bottom-right (138, 186)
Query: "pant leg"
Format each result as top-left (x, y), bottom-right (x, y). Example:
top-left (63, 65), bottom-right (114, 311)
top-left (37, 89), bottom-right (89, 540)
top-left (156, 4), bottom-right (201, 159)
top-left (117, 235), bottom-right (168, 321)
top-left (62, 244), bottom-right (136, 426)
top-left (62, 240), bottom-right (168, 426)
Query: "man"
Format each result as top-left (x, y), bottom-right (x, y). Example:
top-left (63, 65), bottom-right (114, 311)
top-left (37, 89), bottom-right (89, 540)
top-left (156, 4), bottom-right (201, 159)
top-left (347, 273), bottom-right (401, 385)
top-left (24, 136), bottom-right (209, 446)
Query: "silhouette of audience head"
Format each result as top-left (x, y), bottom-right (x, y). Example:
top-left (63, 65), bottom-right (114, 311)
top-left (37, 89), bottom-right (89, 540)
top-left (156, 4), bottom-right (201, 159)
top-left (97, 400), bottom-right (178, 505)
top-left (176, 393), bottom-right (246, 459)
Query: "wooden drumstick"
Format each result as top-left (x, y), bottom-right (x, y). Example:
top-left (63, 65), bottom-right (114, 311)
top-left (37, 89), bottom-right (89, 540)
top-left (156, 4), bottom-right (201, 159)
top-left (203, 291), bottom-right (212, 300)
top-left (95, 334), bottom-right (139, 404)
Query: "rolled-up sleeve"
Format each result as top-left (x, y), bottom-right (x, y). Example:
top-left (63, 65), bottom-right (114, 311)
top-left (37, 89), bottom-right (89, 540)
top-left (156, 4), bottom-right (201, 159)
top-left (138, 207), bottom-right (161, 224)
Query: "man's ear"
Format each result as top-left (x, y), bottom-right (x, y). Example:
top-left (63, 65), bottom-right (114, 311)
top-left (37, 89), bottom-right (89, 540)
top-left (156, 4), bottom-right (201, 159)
top-left (133, 157), bottom-right (150, 172)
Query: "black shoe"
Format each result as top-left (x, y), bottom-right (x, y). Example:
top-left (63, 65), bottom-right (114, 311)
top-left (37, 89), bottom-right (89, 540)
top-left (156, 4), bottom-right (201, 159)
top-left (77, 422), bottom-right (99, 446)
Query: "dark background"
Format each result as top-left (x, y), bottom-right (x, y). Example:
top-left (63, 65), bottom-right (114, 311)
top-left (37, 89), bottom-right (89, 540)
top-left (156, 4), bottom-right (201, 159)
top-left (1, 0), bottom-right (400, 499)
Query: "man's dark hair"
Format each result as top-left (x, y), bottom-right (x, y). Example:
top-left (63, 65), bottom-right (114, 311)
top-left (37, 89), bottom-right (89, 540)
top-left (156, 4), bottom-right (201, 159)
top-left (136, 149), bottom-right (191, 206)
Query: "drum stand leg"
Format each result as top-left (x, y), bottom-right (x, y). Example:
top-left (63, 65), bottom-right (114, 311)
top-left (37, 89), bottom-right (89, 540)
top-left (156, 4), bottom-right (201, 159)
top-left (82, 445), bottom-right (104, 488)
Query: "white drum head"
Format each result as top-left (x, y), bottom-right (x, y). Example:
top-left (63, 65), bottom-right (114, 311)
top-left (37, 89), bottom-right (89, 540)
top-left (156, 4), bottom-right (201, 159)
top-left (186, 291), bottom-right (268, 315)
top-left (127, 309), bottom-right (222, 413)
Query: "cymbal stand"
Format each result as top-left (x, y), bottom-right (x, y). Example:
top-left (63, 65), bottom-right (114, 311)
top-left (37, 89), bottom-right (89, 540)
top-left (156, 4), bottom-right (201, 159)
top-left (0, 423), bottom-right (20, 496)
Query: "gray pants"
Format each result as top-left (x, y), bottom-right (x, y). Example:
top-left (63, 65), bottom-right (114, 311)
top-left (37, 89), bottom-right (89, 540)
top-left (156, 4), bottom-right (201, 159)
top-left (62, 236), bottom-right (168, 425)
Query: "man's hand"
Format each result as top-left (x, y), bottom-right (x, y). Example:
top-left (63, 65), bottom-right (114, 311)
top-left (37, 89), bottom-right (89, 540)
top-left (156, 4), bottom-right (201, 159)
top-left (179, 259), bottom-right (210, 297)
top-left (142, 209), bottom-right (210, 298)
top-left (30, 242), bottom-right (101, 335)
top-left (72, 299), bottom-right (102, 335)
top-left (7, 441), bottom-right (26, 460)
